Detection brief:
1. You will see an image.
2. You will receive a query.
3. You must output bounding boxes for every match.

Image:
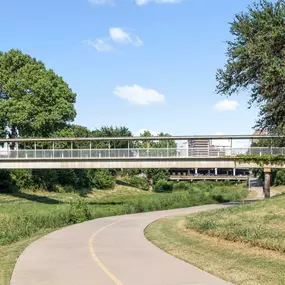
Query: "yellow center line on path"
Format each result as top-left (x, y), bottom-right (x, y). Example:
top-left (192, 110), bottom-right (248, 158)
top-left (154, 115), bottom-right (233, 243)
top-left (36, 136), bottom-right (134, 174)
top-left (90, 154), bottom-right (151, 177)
top-left (88, 220), bottom-right (124, 285)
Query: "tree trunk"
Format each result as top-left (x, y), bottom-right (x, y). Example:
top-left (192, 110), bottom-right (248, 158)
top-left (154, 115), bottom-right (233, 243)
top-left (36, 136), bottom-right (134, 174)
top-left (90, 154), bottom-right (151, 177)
top-left (264, 168), bottom-right (271, 198)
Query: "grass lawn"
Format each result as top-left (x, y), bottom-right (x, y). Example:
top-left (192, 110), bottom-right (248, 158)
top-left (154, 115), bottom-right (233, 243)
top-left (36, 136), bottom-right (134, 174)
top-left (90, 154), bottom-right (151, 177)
top-left (145, 194), bottom-right (285, 285)
top-left (0, 185), bottom-right (150, 285)
top-left (0, 183), bottom-right (248, 285)
top-left (271, 185), bottom-right (285, 196)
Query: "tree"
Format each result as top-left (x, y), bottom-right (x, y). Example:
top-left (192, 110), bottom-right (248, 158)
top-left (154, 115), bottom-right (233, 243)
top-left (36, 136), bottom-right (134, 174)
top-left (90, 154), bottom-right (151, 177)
top-left (89, 170), bottom-right (115, 189)
top-left (0, 49), bottom-right (76, 138)
top-left (216, 0), bottom-right (285, 131)
top-left (91, 126), bottom-right (133, 149)
top-left (139, 130), bottom-right (177, 148)
top-left (52, 124), bottom-right (91, 149)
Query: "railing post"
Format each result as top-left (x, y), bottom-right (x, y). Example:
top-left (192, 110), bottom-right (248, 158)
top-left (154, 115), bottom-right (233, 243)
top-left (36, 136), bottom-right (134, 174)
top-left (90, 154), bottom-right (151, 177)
top-left (167, 141), bottom-right (169, 157)
top-left (90, 141), bottom-right (92, 158)
top-left (53, 142), bottom-right (55, 158)
top-left (108, 141), bottom-right (110, 158)
top-left (128, 141), bottom-right (130, 158)
top-left (34, 142), bottom-right (36, 158)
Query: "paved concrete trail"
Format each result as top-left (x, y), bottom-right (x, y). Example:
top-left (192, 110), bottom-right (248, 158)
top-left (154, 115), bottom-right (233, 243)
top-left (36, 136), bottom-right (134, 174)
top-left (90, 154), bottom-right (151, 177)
top-left (11, 205), bottom-right (232, 285)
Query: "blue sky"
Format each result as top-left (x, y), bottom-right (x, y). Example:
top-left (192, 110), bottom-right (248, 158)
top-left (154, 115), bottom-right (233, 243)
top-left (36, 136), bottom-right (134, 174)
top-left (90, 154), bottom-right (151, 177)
top-left (1, 0), bottom-right (259, 136)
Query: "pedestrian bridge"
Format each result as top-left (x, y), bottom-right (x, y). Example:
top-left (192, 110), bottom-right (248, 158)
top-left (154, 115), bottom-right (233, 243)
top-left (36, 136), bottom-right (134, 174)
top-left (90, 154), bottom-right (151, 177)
top-left (0, 135), bottom-right (283, 169)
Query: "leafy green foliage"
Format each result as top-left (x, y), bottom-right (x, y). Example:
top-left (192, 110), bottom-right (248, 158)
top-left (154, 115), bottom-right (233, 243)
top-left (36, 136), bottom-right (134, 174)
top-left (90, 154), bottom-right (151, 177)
top-left (235, 154), bottom-right (285, 166)
top-left (91, 126), bottom-right (133, 148)
top-left (144, 169), bottom-right (169, 185)
top-left (273, 169), bottom-right (285, 186)
top-left (90, 170), bottom-right (115, 190)
top-left (154, 180), bottom-right (174, 192)
top-left (67, 200), bottom-right (91, 224)
top-left (128, 176), bottom-right (149, 191)
top-left (173, 181), bottom-right (191, 191)
top-left (0, 184), bottom-right (248, 246)
top-left (0, 49), bottom-right (76, 138)
top-left (139, 130), bottom-right (177, 148)
top-left (216, 0), bottom-right (285, 130)
top-left (0, 170), bottom-right (15, 193)
top-left (10, 170), bottom-right (34, 190)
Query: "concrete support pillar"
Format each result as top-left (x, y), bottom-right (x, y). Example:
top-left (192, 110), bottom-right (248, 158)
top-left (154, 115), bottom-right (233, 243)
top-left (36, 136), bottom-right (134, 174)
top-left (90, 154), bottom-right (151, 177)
top-left (195, 168), bottom-right (198, 175)
top-left (233, 168), bottom-right (236, 176)
top-left (188, 169), bottom-right (190, 176)
top-left (215, 168), bottom-right (218, 176)
top-left (208, 169), bottom-right (211, 175)
top-left (264, 168), bottom-right (271, 198)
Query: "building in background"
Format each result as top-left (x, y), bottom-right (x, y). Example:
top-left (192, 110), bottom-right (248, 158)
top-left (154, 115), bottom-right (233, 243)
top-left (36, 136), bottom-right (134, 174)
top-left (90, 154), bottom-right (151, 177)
top-left (188, 139), bottom-right (226, 157)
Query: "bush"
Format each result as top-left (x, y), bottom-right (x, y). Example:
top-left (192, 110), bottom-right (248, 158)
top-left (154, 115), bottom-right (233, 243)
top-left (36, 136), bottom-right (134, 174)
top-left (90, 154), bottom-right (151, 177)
top-left (173, 181), bottom-right (190, 191)
top-left (90, 170), bottom-right (115, 190)
top-left (129, 176), bottom-right (149, 190)
top-left (0, 170), bottom-right (15, 193)
top-left (210, 187), bottom-right (248, 203)
top-left (154, 180), bottom-right (173, 192)
top-left (67, 199), bottom-right (92, 223)
top-left (10, 170), bottom-right (34, 189)
top-left (274, 169), bottom-right (285, 186)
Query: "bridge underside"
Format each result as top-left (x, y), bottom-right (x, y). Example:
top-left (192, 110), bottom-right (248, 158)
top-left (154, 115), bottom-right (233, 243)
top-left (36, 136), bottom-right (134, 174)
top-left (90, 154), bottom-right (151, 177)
top-left (169, 175), bottom-right (248, 182)
top-left (0, 158), bottom-right (261, 169)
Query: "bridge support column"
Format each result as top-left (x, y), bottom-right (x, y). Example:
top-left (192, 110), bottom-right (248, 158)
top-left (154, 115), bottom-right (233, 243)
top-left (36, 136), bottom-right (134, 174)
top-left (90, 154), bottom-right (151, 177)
top-left (264, 168), bottom-right (271, 198)
top-left (215, 168), bottom-right (218, 176)
top-left (195, 168), bottom-right (198, 175)
top-left (233, 168), bottom-right (236, 176)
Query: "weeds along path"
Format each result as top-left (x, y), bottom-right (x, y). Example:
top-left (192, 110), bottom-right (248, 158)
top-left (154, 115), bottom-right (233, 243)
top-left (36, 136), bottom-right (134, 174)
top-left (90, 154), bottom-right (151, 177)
top-left (11, 205), bottom-right (231, 285)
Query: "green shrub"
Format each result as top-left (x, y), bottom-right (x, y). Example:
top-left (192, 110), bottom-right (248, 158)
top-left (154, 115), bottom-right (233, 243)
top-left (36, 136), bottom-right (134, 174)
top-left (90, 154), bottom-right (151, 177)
top-left (90, 170), bottom-right (115, 189)
top-left (210, 187), bottom-right (248, 202)
top-left (154, 180), bottom-right (173, 192)
top-left (173, 181), bottom-right (190, 191)
top-left (54, 185), bottom-right (76, 194)
top-left (144, 169), bottom-right (169, 184)
top-left (0, 170), bottom-right (15, 193)
top-left (67, 200), bottom-right (91, 224)
top-left (10, 170), bottom-right (34, 189)
top-left (129, 176), bottom-right (149, 190)
top-left (274, 169), bottom-right (285, 186)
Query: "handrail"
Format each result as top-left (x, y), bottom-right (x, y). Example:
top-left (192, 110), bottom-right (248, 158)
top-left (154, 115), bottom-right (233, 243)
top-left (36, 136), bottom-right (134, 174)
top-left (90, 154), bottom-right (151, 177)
top-left (0, 135), bottom-right (283, 143)
top-left (0, 147), bottom-right (283, 159)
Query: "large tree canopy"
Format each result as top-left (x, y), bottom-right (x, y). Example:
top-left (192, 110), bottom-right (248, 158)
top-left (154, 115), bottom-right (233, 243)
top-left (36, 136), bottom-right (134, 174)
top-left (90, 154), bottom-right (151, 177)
top-left (0, 49), bottom-right (76, 138)
top-left (91, 126), bottom-right (133, 148)
top-left (216, 0), bottom-right (285, 131)
top-left (139, 130), bottom-right (177, 148)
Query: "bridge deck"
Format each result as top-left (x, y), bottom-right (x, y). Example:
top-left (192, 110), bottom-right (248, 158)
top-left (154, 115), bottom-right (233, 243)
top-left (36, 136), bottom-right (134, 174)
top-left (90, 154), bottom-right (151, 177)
top-left (0, 147), bottom-right (282, 169)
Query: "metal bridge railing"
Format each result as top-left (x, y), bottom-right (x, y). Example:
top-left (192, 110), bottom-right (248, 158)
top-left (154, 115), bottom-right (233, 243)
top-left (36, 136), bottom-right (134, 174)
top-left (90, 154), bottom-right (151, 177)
top-left (0, 147), bottom-right (284, 160)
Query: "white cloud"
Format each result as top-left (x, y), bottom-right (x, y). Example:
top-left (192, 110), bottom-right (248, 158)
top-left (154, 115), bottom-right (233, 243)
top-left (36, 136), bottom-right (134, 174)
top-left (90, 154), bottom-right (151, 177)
top-left (109, 28), bottom-right (143, 46)
top-left (114, 85), bottom-right (165, 105)
top-left (214, 99), bottom-right (239, 111)
top-left (136, 0), bottom-right (182, 5)
top-left (88, 0), bottom-right (114, 5)
top-left (84, 27), bottom-right (143, 52)
top-left (84, 39), bottom-right (113, 52)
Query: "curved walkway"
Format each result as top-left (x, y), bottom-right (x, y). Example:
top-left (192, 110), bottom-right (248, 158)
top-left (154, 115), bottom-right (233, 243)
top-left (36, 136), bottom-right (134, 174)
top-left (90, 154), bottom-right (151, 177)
top-left (11, 205), bottom-right (232, 285)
